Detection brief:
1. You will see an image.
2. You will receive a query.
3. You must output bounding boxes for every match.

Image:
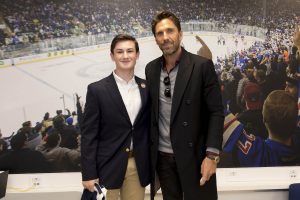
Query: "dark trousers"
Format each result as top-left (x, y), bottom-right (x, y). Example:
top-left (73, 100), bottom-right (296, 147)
top-left (157, 151), bottom-right (183, 200)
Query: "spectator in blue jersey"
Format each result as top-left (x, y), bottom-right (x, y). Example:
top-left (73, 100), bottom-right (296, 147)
top-left (221, 90), bottom-right (299, 167)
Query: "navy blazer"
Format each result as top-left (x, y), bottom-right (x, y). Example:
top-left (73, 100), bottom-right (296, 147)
top-left (81, 74), bottom-right (151, 189)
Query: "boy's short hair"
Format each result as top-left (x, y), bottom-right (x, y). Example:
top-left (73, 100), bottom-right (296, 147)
top-left (110, 34), bottom-right (139, 54)
top-left (263, 90), bottom-right (297, 139)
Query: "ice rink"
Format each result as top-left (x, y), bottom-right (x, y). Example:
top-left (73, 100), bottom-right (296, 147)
top-left (0, 32), bottom-right (261, 136)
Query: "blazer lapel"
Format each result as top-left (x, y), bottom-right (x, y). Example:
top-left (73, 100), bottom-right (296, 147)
top-left (171, 49), bottom-right (194, 124)
top-left (105, 73), bottom-right (131, 124)
top-left (151, 58), bottom-right (163, 123)
top-left (133, 77), bottom-right (147, 125)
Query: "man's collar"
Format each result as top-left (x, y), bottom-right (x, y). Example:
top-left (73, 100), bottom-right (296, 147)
top-left (161, 47), bottom-right (183, 71)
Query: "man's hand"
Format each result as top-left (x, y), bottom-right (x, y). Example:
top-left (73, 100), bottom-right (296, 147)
top-left (200, 157), bottom-right (217, 186)
top-left (294, 24), bottom-right (300, 50)
top-left (82, 179), bottom-right (99, 192)
top-left (196, 35), bottom-right (212, 60)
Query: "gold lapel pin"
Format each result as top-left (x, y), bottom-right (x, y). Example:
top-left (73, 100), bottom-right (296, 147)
top-left (141, 83), bottom-right (146, 88)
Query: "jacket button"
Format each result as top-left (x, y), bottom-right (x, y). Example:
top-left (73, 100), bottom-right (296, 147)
top-left (125, 148), bottom-right (130, 152)
top-left (188, 142), bottom-right (193, 147)
top-left (186, 100), bottom-right (191, 105)
top-left (183, 122), bottom-right (188, 127)
top-left (131, 127), bottom-right (134, 130)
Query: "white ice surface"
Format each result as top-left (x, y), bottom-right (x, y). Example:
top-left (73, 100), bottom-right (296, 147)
top-left (0, 32), bottom-right (261, 136)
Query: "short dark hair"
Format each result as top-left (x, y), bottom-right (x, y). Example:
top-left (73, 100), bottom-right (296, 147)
top-left (110, 34), bottom-right (139, 54)
top-left (263, 90), bottom-right (297, 139)
top-left (22, 121), bottom-right (31, 127)
top-left (53, 116), bottom-right (65, 130)
top-left (46, 133), bottom-right (60, 148)
top-left (151, 11), bottom-right (181, 36)
top-left (10, 133), bottom-right (27, 150)
top-left (44, 112), bottom-right (50, 120)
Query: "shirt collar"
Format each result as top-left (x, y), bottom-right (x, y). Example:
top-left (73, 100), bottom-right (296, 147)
top-left (113, 70), bottom-right (136, 86)
top-left (161, 48), bottom-right (183, 71)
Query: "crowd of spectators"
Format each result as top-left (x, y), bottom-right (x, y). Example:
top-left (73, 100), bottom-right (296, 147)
top-left (0, 0), bottom-right (299, 47)
top-left (0, 94), bottom-right (83, 173)
top-left (217, 18), bottom-right (299, 113)
top-left (216, 23), bottom-right (300, 167)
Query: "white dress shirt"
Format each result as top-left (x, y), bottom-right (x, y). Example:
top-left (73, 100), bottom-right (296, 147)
top-left (113, 71), bottom-right (141, 124)
top-left (113, 71), bottom-right (142, 150)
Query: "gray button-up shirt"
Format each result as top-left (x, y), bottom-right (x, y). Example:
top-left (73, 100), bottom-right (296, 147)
top-left (158, 64), bottom-right (178, 153)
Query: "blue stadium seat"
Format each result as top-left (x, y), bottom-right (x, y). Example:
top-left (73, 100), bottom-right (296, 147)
top-left (289, 183), bottom-right (300, 200)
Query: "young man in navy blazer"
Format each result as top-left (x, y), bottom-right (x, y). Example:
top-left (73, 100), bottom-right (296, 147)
top-left (81, 34), bottom-right (150, 200)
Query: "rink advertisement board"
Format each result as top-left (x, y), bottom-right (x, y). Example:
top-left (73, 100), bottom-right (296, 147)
top-left (0, 60), bottom-right (5, 67)
top-left (9, 46), bottom-right (107, 66)
top-left (13, 53), bottom-right (49, 65)
top-left (0, 59), bottom-right (11, 68)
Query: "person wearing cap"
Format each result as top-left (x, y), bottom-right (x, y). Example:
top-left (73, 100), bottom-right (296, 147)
top-left (66, 117), bottom-right (74, 126)
top-left (237, 82), bottom-right (268, 139)
top-left (236, 62), bottom-right (256, 110)
top-left (81, 34), bottom-right (150, 200)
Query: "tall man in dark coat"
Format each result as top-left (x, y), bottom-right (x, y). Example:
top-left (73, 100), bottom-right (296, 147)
top-left (145, 11), bottom-right (224, 200)
top-left (81, 34), bottom-right (151, 200)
